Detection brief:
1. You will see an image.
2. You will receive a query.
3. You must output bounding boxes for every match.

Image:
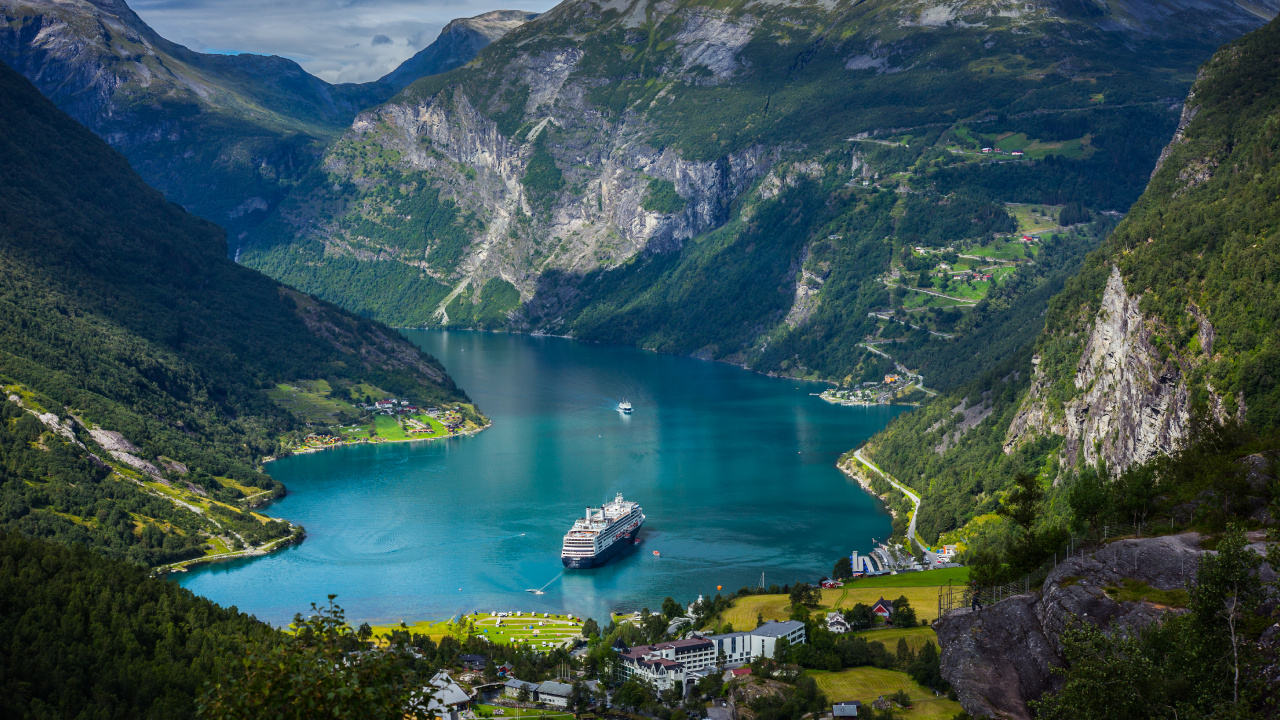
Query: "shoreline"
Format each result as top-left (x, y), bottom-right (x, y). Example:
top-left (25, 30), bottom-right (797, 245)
top-left (399, 325), bottom-right (848, 390)
top-left (159, 530), bottom-right (305, 574)
top-left (263, 420), bottom-right (492, 464)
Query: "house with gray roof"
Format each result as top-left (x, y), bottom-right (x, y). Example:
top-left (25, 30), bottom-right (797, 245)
top-left (833, 700), bottom-right (862, 717)
top-left (536, 680), bottom-right (574, 707)
top-left (503, 678), bottom-right (540, 700)
top-left (422, 671), bottom-right (472, 720)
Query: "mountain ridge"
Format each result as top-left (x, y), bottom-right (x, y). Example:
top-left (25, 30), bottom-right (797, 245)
top-left (0, 0), bottom-right (532, 236)
top-left (381, 10), bottom-right (539, 91)
top-left (0, 56), bottom-right (479, 567)
top-left (242, 0), bottom-right (1276, 391)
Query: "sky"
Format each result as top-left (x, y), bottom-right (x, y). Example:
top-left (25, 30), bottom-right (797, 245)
top-left (131, 0), bottom-right (556, 84)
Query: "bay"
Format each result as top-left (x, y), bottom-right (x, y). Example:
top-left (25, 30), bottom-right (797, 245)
top-left (179, 331), bottom-right (908, 625)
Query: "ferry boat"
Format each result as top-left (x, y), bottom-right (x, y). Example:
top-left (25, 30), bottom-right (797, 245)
top-left (561, 494), bottom-right (645, 568)
top-left (618, 400), bottom-right (632, 413)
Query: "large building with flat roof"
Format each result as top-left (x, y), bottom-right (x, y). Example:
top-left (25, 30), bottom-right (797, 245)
top-left (617, 621), bottom-right (806, 692)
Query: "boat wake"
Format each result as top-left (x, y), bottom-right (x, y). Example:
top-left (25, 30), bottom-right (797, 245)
top-left (526, 568), bottom-right (565, 595)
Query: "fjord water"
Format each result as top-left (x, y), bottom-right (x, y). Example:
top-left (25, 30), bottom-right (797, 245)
top-left (180, 332), bottom-right (906, 625)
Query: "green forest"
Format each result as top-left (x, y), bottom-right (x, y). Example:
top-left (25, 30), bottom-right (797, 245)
top-left (0, 60), bottom-right (475, 563)
top-left (861, 16), bottom-right (1280, 548)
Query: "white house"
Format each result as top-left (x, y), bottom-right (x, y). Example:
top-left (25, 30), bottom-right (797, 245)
top-left (536, 680), bottom-right (574, 707)
top-left (826, 612), bottom-right (851, 635)
top-left (417, 671), bottom-right (472, 720)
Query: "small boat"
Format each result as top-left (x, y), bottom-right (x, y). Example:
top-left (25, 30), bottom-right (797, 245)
top-left (618, 400), bottom-right (632, 413)
top-left (526, 589), bottom-right (545, 595)
top-left (652, 550), bottom-right (660, 556)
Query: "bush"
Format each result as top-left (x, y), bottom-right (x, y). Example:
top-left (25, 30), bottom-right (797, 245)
top-left (642, 178), bottom-right (688, 214)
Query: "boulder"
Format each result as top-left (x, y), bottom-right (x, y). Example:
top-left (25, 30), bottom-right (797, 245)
top-left (935, 533), bottom-right (1213, 719)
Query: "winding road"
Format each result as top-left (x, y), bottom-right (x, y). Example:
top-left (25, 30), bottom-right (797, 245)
top-left (853, 448), bottom-right (930, 558)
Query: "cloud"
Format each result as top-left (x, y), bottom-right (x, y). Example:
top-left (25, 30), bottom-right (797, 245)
top-left (129, 0), bottom-right (554, 83)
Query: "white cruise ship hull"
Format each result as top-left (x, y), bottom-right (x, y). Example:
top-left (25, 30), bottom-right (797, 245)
top-left (562, 520), bottom-right (643, 568)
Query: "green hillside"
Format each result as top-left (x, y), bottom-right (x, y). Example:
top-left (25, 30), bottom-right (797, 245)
top-left (0, 59), bottom-right (478, 566)
top-left (861, 15), bottom-right (1280, 547)
top-left (242, 0), bottom-right (1270, 390)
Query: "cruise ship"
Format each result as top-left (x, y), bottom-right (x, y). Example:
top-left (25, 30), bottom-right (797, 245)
top-left (561, 494), bottom-right (645, 568)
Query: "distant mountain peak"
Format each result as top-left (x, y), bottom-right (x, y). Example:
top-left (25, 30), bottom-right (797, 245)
top-left (379, 9), bottom-right (538, 91)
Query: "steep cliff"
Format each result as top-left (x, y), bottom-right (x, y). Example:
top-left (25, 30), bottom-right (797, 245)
top-left (1002, 267), bottom-right (1239, 472)
top-left (241, 0), bottom-right (1276, 387)
top-left (864, 15), bottom-right (1280, 543)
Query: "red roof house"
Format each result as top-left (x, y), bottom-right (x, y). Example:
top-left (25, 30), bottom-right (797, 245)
top-left (871, 597), bottom-right (893, 618)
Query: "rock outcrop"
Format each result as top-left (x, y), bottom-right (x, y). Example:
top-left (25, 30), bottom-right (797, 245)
top-left (936, 532), bottom-right (1275, 719)
top-left (1004, 266), bottom-right (1239, 473)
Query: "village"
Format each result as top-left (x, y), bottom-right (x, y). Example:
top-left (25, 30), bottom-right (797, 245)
top-left (265, 378), bottom-right (482, 454)
top-left (298, 400), bottom-right (469, 450)
top-left (804, 199), bottom-right (1097, 408)
top-left (817, 373), bottom-right (920, 407)
top-left (380, 560), bottom-right (970, 720)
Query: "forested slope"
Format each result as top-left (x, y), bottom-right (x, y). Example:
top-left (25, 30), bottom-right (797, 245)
top-left (0, 531), bottom-right (275, 717)
top-left (0, 60), bottom-right (476, 565)
top-left (242, 0), bottom-right (1276, 389)
top-left (862, 15), bottom-right (1280, 547)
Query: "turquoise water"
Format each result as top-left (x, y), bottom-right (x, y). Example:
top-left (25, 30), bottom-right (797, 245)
top-left (179, 331), bottom-right (907, 626)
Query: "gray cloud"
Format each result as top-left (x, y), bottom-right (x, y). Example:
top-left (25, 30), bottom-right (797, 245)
top-left (130, 0), bottom-right (553, 83)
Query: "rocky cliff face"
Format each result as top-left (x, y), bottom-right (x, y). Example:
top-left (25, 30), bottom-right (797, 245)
top-left (935, 531), bottom-right (1276, 719)
top-left (291, 83), bottom-right (780, 320)
top-left (1004, 266), bottom-right (1240, 473)
top-left (241, 0), bottom-right (1277, 360)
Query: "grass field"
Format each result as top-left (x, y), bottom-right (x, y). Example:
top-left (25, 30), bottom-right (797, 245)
top-left (855, 626), bottom-right (940, 654)
top-left (267, 380), bottom-right (359, 424)
top-left (808, 667), bottom-right (962, 720)
top-left (900, 289), bottom-right (976, 309)
top-left (962, 240), bottom-right (1030, 260)
top-left (476, 704), bottom-right (573, 718)
top-left (723, 568), bottom-right (968, 628)
top-left (473, 613), bottom-right (583, 649)
top-left (374, 414), bottom-right (409, 440)
top-left (369, 612), bottom-right (583, 651)
top-left (993, 132), bottom-right (1092, 160)
top-left (1007, 204), bottom-right (1064, 233)
top-left (368, 618), bottom-right (464, 641)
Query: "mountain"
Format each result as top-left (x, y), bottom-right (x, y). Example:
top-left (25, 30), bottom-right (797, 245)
top-left (0, 57), bottom-right (478, 567)
top-left (380, 10), bottom-right (539, 92)
top-left (241, 0), bottom-right (1276, 390)
top-left (862, 14), bottom-right (1280, 546)
top-left (0, 0), bottom-right (540, 239)
top-left (0, 0), bottom-right (396, 236)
